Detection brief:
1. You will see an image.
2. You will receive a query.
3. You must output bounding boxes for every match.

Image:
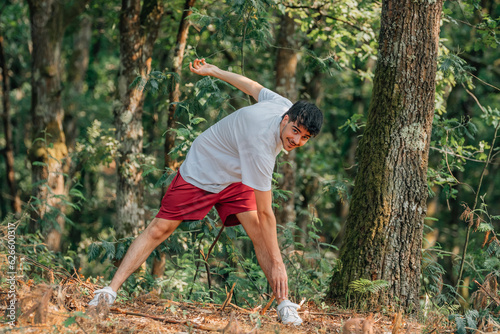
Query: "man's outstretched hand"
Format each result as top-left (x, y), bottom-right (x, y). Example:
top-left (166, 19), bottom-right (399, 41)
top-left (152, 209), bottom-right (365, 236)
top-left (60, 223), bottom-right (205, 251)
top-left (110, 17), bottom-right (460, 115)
top-left (272, 262), bottom-right (289, 302)
top-left (189, 58), bottom-right (218, 76)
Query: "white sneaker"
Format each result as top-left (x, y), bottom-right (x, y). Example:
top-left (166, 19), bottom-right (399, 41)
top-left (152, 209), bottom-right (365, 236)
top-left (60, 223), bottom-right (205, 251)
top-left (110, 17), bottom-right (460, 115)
top-left (277, 300), bottom-right (303, 325)
top-left (88, 286), bottom-right (117, 306)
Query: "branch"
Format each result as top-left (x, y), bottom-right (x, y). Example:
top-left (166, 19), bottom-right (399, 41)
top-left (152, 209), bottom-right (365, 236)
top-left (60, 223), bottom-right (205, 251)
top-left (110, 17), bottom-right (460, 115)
top-left (474, 279), bottom-right (500, 305)
top-left (110, 307), bottom-right (222, 331)
top-left (469, 72), bottom-right (500, 92)
top-left (430, 146), bottom-right (490, 163)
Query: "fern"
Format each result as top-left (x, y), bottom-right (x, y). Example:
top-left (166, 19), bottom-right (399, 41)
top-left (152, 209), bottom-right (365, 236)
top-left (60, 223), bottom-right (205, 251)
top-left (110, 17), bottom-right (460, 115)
top-left (348, 278), bottom-right (390, 295)
top-left (87, 242), bottom-right (102, 262)
top-left (465, 310), bottom-right (479, 331)
top-left (453, 314), bottom-right (467, 334)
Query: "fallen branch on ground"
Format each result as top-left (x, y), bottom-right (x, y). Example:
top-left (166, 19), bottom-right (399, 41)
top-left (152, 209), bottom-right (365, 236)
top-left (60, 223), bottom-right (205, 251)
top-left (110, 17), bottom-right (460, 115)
top-left (110, 307), bottom-right (222, 331)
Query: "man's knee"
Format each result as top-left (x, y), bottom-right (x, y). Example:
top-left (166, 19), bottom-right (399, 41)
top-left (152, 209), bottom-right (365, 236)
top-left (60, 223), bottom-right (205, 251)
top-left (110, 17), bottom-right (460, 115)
top-left (147, 218), bottom-right (180, 240)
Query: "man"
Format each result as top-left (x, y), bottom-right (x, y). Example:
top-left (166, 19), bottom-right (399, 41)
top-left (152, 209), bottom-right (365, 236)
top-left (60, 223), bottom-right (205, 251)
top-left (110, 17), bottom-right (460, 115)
top-left (89, 59), bottom-right (323, 325)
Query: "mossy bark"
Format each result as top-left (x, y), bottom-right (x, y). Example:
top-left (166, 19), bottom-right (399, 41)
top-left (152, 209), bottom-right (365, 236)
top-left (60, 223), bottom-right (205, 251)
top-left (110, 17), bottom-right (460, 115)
top-left (27, 0), bottom-right (90, 251)
top-left (327, 0), bottom-right (443, 311)
top-left (114, 0), bottom-right (163, 239)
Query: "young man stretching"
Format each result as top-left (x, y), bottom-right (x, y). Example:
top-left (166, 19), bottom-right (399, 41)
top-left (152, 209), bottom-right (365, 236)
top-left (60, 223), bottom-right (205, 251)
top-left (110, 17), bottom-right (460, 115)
top-left (89, 59), bottom-right (323, 325)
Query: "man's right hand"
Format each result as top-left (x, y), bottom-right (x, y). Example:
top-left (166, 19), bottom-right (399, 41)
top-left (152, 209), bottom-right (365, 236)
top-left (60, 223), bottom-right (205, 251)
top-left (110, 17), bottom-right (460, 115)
top-left (189, 58), bottom-right (217, 76)
top-left (188, 57), bottom-right (263, 100)
top-left (272, 261), bottom-right (289, 302)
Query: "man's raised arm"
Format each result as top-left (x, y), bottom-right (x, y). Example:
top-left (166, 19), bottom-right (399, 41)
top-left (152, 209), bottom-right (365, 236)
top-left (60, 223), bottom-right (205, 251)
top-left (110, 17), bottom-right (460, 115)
top-left (189, 58), bottom-right (263, 101)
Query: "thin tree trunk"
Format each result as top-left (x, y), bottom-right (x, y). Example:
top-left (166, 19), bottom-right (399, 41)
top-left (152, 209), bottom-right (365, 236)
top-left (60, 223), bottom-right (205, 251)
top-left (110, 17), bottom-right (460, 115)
top-left (327, 0), bottom-right (443, 311)
top-left (152, 0), bottom-right (196, 278)
top-left (163, 0), bottom-right (196, 171)
top-left (114, 0), bottom-right (163, 239)
top-left (64, 15), bottom-right (92, 258)
top-left (0, 30), bottom-right (22, 215)
top-left (275, 13), bottom-right (298, 231)
top-left (27, 0), bottom-right (90, 251)
top-left (65, 15), bottom-right (92, 152)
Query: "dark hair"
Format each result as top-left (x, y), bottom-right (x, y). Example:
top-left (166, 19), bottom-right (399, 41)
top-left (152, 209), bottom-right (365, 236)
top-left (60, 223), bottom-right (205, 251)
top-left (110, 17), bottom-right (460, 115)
top-left (282, 101), bottom-right (323, 137)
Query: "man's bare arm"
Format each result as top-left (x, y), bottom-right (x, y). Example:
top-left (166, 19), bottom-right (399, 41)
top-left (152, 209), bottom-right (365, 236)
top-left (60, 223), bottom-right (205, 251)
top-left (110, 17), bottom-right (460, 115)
top-left (254, 189), bottom-right (288, 301)
top-left (189, 58), bottom-right (263, 101)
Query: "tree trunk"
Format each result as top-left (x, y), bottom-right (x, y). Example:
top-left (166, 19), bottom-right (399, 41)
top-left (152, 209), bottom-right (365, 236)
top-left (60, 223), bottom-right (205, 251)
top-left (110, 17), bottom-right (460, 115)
top-left (63, 15), bottom-right (92, 257)
top-left (275, 13), bottom-right (298, 230)
top-left (152, 0), bottom-right (196, 278)
top-left (27, 0), bottom-right (90, 251)
top-left (164, 0), bottom-right (196, 172)
top-left (0, 30), bottom-right (22, 215)
top-left (65, 15), bottom-right (92, 152)
top-left (114, 0), bottom-right (163, 239)
top-left (327, 0), bottom-right (443, 311)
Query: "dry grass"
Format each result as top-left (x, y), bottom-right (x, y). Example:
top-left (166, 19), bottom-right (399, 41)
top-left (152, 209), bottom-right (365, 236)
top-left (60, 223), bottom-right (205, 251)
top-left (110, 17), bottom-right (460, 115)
top-left (0, 276), bottom-right (431, 334)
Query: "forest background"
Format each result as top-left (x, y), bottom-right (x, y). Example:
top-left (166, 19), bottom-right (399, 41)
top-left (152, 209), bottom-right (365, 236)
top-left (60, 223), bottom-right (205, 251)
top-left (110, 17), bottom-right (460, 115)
top-left (1, 0), bottom-right (499, 332)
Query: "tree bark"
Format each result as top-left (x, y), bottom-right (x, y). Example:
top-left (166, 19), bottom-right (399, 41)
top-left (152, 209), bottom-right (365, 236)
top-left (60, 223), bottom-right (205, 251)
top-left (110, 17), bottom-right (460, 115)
top-left (275, 13), bottom-right (298, 230)
top-left (327, 0), bottom-right (443, 311)
top-left (27, 0), bottom-right (90, 251)
top-left (114, 0), bottom-right (163, 239)
top-left (163, 0), bottom-right (196, 172)
top-left (0, 30), bottom-right (22, 215)
top-left (65, 15), bottom-right (92, 152)
top-left (152, 0), bottom-right (196, 278)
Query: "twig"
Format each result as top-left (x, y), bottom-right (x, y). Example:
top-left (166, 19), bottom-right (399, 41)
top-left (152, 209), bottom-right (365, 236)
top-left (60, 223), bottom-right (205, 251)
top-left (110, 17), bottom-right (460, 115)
top-left (430, 146), bottom-right (490, 163)
top-left (474, 279), bottom-right (500, 305)
top-left (188, 225), bottom-right (224, 299)
top-left (220, 282), bottom-right (236, 312)
top-left (206, 225), bottom-right (225, 258)
top-left (260, 296), bottom-right (275, 315)
top-left (201, 249), bottom-right (214, 300)
top-left (469, 72), bottom-right (500, 92)
top-left (110, 307), bottom-right (222, 331)
top-left (229, 303), bottom-right (252, 313)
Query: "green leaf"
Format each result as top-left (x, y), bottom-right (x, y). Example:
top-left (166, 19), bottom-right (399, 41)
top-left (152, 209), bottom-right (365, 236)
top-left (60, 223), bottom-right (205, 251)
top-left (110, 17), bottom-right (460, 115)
top-left (63, 316), bottom-right (76, 327)
top-left (190, 117), bottom-right (206, 125)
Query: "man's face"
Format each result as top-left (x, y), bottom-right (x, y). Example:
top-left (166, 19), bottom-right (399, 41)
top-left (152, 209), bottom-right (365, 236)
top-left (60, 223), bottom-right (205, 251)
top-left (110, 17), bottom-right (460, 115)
top-left (280, 115), bottom-right (312, 152)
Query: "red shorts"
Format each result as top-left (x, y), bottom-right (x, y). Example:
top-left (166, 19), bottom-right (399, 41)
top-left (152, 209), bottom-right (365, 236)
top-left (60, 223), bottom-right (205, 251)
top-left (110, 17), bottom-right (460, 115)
top-left (155, 172), bottom-right (257, 226)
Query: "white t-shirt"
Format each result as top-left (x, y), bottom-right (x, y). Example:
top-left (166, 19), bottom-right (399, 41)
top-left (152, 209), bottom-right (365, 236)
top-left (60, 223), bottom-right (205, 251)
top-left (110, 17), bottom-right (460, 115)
top-left (179, 88), bottom-right (292, 193)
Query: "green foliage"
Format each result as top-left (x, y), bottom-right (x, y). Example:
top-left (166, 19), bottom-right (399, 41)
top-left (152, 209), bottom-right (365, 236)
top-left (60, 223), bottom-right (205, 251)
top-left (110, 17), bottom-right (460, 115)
top-left (346, 278), bottom-right (390, 310)
top-left (75, 120), bottom-right (120, 170)
top-left (1, 0), bottom-right (499, 331)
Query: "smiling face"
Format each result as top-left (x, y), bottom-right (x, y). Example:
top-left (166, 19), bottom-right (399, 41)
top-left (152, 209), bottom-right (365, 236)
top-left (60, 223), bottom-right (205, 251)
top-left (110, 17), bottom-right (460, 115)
top-left (279, 115), bottom-right (312, 152)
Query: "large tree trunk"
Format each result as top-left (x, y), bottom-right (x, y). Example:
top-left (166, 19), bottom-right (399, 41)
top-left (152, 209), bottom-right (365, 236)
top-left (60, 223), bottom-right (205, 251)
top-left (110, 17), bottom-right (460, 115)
top-left (152, 0), bottom-right (196, 278)
top-left (114, 0), bottom-right (163, 239)
top-left (275, 13), bottom-right (298, 231)
top-left (327, 0), bottom-right (443, 311)
top-left (27, 0), bottom-right (90, 251)
top-left (0, 30), bottom-right (22, 215)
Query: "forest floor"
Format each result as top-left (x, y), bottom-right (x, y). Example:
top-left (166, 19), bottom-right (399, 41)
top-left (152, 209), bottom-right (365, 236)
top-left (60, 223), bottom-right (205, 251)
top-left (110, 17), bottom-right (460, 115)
top-left (0, 275), bottom-right (444, 333)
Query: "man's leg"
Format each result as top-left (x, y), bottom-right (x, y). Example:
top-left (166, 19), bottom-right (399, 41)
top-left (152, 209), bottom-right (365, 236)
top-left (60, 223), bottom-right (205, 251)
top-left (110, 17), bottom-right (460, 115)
top-left (109, 217), bottom-right (182, 291)
top-left (235, 211), bottom-right (285, 305)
